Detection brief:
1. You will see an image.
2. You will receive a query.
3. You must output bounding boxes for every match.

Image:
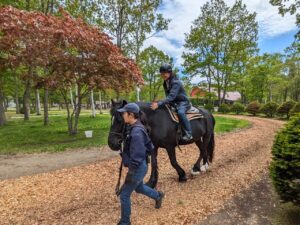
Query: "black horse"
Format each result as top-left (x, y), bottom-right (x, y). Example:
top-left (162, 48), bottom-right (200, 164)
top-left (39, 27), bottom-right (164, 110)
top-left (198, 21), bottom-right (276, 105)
top-left (108, 100), bottom-right (215, 188)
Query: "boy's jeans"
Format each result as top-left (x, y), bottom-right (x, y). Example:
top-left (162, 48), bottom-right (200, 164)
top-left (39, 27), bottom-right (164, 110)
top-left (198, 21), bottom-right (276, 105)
top-left (119, 160), bottom-right (159, 225)
top-left (176, 101), bottom-right (192, 136)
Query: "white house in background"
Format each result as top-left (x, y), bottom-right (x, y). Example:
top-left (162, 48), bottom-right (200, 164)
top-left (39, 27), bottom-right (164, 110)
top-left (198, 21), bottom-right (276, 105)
top-left (190, 87), bottom-right (241, 104)
top-left (221, 91), bottom-right (241, 103)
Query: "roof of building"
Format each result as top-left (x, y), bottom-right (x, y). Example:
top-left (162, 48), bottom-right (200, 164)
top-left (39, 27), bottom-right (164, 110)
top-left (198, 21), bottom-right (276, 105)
top-left (190, 87), bottom-right (241, 101)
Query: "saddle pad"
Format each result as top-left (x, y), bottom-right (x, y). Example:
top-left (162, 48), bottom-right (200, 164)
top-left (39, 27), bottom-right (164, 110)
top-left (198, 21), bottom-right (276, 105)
top-left (166, 105), bottom-right (204, 123)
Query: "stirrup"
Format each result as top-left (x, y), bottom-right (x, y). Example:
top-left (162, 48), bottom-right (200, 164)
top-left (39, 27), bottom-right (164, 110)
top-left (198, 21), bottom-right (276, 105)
top-left (182, 134), bottom-right (193, 141)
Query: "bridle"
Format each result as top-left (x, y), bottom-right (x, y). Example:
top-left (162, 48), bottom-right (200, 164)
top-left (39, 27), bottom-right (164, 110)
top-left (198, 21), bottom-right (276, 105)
top-left (109, 131), bottom-right (124, 139)
top-left (109, 113), bottom-right (126, 143)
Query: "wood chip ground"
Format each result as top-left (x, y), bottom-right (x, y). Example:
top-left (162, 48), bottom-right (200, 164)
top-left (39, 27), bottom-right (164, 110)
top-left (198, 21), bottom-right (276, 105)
top-left (0, 116), bottom-right (284, 225)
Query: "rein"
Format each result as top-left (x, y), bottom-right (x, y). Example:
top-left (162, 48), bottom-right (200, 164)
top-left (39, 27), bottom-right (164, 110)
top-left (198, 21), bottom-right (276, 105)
top-left (110, 114), bottom-right (126, 196)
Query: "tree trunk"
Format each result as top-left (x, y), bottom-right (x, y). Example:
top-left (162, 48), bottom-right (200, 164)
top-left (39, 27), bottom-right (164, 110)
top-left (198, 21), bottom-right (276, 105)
top-left (14, 77), bottom-right (20, 114)
top-left (43, 87), bottom-right (49, 126)
top-left (0, 88), bottom-right (7, 126)
top-left (283, 88), bottom-right (288, 102)
top-left (207, 66), bottom-right (212, 103)
top-left (26, 0), bottom-right (30, 10)
top-left (116, 89), bottom-right (120, 100)
top-left (70, 88), bottom-right (74, 110)
top-left (36, 89), bottom-right (41, 115)
top-left (90, 90), bottom-right (96, 118)
top-left (99, 90), bottom-right (103, 114)
top-left (75, 84), bottom-right (79, 105)
top-left (62, 91), bottom-right (73, 134)
top-left (136, 86), bottom-right (140, 102)
top-left (23, 79), bottom-right (31, 121)
top-left (217, 88), bottom-right (221, 106)
top-left (72, 85), bottom-right (82, 135)
top-left (50, 0), bottom-right (54, 14)
top-left (4, 96), bottom-right (8, 111)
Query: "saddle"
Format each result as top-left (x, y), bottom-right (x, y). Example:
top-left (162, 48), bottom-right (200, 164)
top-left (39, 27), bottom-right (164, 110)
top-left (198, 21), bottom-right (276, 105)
top-left (166, 104), bottom-right (203, 123)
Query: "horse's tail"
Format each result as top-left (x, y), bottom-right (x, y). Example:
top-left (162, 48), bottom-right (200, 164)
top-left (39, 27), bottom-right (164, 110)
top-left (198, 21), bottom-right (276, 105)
top-left (207, 115), bottom-right (215, 163)
top-left (208, 132), bottom-right (215, 163)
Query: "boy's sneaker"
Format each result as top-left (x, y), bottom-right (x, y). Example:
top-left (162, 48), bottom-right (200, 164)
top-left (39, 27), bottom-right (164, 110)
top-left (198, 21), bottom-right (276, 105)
top-left (117, 222), bottom-right (131, 225)
top-left (155, 191), bottom-right (165, 209)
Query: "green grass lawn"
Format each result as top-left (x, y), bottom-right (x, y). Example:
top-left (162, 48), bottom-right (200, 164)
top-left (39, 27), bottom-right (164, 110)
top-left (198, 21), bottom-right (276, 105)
top-left (214, 116), bottom-right (250, 133)
top-left (0, 113), bottom-right (249, 154)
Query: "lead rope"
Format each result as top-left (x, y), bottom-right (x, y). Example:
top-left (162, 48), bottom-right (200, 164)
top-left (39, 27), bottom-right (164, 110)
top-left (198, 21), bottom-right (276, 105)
top-left (115, 142), bottom-right (124, 196)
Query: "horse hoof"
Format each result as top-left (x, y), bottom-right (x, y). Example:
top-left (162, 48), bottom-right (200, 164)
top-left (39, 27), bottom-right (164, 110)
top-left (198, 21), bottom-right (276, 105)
top-left (179, 176), bottom-right (187, 182)
top-left (191, 169), bottom-right (200, 176)
top-left (200, 163), bottom-right (209, 172)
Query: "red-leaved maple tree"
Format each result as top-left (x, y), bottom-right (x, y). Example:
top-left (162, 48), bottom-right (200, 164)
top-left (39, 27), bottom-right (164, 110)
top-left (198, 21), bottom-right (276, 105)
top-left (0, 6), bottom-right (142, 133)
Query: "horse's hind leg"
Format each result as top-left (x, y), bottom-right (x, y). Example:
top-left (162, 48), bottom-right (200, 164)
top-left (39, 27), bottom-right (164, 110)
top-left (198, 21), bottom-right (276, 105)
top-left (192, 137), bottom-right (209, 175)
top-left (166, 146), bottom-right (187, 182)
top-left (146, 147), bottom-right (158, 188)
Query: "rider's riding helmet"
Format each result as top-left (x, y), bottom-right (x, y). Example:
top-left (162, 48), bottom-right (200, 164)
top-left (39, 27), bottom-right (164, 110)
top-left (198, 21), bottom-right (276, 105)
top-left (159, 64), bottom-right (172, 73)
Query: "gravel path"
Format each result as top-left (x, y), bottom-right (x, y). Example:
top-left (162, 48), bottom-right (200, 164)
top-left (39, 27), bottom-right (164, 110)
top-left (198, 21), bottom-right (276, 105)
top-left (0, 147), bottom-right (118, 180)
top-left (0, 116), bottom-right (284, 225)
top-left (198, 171), bottom-right (279, 225)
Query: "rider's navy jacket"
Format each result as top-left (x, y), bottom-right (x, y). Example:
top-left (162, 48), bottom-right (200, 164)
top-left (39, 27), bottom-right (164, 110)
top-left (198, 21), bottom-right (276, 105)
top-left (122, 121), bottom-right (154, 170)
top-left (158, 75), bottom-right (190, 106)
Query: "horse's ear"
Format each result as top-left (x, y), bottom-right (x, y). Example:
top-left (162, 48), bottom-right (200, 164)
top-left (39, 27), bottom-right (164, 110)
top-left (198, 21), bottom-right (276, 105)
top-left (111, 98), bottom-right (120, 106)
top-left (122, 100), bottom-right (127, 106)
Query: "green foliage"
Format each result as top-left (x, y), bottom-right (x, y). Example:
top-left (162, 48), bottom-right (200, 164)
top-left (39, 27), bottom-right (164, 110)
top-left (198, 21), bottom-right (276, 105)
top-left (98, 0), bottom-right (170, 58)
top-left (204, 103), bottom-right (214, 112)
top-left (218, 103), bottom-right (230, 113)
top-left (285, 41), bottom-right (300, 102)
top-left (277, 101), bottom-right (296, 119)
top-left (19, 107), bottom-right (36, 115)
top-left (260, 102), bottom-right (279, 118)
top-left (290, 102), bottom-right (300, 115)
top-left (183, 0), bottom-right (258, 105)
top-left (190, 98), bottom-right (202, 107)
top-left (270, 0), bottom-right (300, 38)
top-left (270, 114), bottom-right (300, 206)
top-left (246, 101), bottom-right (261, 116)
top-left (139, 46), bottom-right (171, 101)
top-left (231, 102), bottom-right (245, 115)
top-left (245, 54), bottom-right (286, 103)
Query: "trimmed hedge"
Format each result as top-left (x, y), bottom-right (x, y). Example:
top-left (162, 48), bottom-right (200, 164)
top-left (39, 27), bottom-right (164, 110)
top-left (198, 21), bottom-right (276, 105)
top-left (290, 102), bottom-right (300, 116)
top-left (231, 102), bottom-right (245, 115)
top-left (218, 103), bottom-right (230, 113)
top-left (204, 103), bottom-right (214, 112)
top-left (270, 114), bottom-right (300, 205)
top-left (277, 101), bottom-right (296, 119)
top-left (246, 101), bottom-right (261, 116)
top-left (260, 102), bottom-right (279, 118)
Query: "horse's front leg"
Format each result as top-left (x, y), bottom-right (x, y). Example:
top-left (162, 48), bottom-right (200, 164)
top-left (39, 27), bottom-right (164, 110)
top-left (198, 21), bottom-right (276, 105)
top-left (167, 146), bottom-right (187, 182)
top-left (146, 146), bottom-right (159, 188)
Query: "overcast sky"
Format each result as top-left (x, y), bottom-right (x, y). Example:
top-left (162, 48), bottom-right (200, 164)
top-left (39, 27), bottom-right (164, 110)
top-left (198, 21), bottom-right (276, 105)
top-left (142, 0), bottom-right (298, 83)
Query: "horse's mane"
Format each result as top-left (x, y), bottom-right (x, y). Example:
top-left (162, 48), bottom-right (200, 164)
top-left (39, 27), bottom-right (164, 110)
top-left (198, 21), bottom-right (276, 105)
top-left (136, 102), bottom-right (166, 115)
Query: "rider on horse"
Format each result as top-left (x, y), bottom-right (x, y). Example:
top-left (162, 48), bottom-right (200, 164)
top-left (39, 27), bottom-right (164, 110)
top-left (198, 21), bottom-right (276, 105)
top-left (151, 64), bottom-right (193, 141)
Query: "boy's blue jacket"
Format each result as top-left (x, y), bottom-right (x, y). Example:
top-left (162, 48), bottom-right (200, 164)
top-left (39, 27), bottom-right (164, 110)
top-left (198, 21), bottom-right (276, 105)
top-left (122, 121), bottom-right (154, 170)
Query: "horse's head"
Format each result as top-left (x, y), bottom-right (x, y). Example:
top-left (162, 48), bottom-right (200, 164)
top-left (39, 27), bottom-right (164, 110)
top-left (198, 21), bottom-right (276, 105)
top-left (108, 99), bottom-right (127, 151)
